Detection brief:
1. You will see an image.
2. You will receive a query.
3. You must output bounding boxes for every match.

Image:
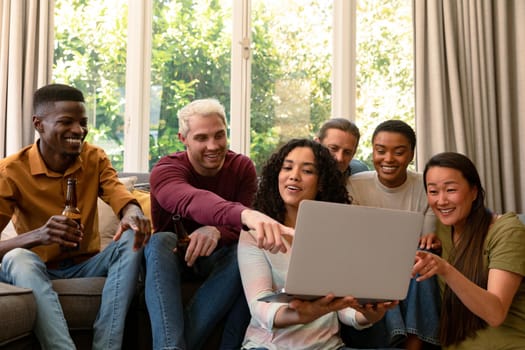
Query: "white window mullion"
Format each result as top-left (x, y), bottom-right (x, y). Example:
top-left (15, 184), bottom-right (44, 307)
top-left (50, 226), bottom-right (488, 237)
top-left (230, 0), bottom-right (251, 156)
top-left (123, 0), bottom-right (152, 171)
top-left (332, 0), bottom-right (356, 120)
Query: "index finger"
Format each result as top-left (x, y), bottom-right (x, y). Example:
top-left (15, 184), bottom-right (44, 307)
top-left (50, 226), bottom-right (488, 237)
top-left (281, 225), bottom-right (295, 238)
top-left (415, 250), bottom-right (430, 260)
top-left (255, 222), bottom-right (287, 253)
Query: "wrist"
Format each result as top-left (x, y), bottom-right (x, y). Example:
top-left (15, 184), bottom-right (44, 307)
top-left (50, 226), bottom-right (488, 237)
top-left (240, 209), bottom-right (251, 231)
top-left (355, 312), bottom-right (375, 327)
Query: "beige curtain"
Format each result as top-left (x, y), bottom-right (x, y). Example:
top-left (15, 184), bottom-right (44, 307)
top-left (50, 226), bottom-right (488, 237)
top-left (414, 0), bottom-right (525, 213)
top-left (0, 0), bottom-right (54, 157)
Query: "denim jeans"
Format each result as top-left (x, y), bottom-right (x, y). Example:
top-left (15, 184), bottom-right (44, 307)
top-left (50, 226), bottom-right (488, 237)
top-left (341, 274), bottom-right (441, 348)
top-left (219, 290), bottom-right (251, 350)
top-left (144, 231), bottom-right (246, 350)
top-left (0, 229), bottom-right (142, 350)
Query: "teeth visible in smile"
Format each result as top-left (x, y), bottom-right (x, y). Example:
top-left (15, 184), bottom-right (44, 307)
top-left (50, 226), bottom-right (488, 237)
top-left (382, 166), bottom-right (396, 171)
top-left (65, 138), bottom-right (81, 145)
top-left (440, 208), bottom-right (453, 214)
top-left (287, 186), bottom-right (300, 190)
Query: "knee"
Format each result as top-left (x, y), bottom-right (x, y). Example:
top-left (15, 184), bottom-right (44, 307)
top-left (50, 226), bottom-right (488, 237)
top-left (116, 228), bottom-right (138, 249)
top-left (144, 232), bottom-right (178, 263)
top-left (147, 231), bottom-right (176, 251)
top-left (222, 245), bottom-right (240, 266)
top-left (2, 248), bottom-right (45, 277)
top-left (215, 246), bottom-right (241, 275)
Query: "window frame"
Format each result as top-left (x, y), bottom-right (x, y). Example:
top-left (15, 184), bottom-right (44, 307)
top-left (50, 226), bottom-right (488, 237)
top-left (122, 0), bottom-right (355, 172)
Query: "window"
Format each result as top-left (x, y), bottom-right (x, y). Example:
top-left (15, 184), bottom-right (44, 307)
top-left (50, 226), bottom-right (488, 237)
top-left (148, 1), bottom-right (233, 169)
top-left (249, 0), bottom-right (332, 171)
top-left (53, 0), bottom-right (413, 173)
top-left (54, 0), bottom-right (128, 169)
top-left (355, 0), bottom-right (413, 166)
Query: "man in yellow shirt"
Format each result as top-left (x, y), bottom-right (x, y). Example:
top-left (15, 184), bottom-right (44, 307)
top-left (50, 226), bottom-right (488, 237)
top-left (0, 84), bottom-right (151, 350)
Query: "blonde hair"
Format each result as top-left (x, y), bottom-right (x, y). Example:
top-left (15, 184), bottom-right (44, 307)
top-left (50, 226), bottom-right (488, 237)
top-left (178, 98), bottom-right (227, 137)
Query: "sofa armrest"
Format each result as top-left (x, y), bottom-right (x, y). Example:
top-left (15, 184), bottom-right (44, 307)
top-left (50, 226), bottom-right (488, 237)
top-left (0, 283), bottom-right (36, 346)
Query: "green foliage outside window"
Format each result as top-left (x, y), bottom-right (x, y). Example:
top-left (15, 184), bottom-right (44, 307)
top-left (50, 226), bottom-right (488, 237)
top-left (53, 0), bottom-right (413, 172)
top-left (355, 0), bottom-right (414, 168)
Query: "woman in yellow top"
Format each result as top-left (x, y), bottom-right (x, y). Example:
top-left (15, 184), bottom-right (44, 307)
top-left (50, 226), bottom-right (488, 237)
top-left (415, 152), bottom-right (525, 349)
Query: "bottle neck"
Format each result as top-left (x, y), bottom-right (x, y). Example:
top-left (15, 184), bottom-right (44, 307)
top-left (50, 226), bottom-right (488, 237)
top-left (65, 179), bottom-right (78, 208)
top-left (173, 215), bottom-right (189, 239)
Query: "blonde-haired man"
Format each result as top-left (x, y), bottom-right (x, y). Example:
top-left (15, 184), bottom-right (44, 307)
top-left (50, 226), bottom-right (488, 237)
top-left (144, 98), bottom-right (292, 350)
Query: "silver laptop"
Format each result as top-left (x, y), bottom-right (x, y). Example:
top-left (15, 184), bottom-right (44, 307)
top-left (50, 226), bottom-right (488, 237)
top-left (258, 200), bottom-right (423, 304)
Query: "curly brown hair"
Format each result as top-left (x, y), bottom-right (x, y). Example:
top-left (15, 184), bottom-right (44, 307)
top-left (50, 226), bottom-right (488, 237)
top-left (253, 138), bottom-right (350, 224)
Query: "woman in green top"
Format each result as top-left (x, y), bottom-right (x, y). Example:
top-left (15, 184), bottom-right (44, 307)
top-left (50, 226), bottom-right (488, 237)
top-left (414, 152), bottom-right (525, 349)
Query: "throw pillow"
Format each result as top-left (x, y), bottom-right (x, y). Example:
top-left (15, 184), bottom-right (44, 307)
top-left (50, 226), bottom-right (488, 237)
top-left (98, 176), bottom-right (139, 249)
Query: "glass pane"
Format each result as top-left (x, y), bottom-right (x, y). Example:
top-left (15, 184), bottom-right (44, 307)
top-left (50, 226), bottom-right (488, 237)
top-left (53, 0), bottom-right (128, 171)
top-left (355, 0), bottom-right (414, 167)
top-left (250, 0), bottom-right (333, 173)
top-left (149, 0), bottom-right (232, 170)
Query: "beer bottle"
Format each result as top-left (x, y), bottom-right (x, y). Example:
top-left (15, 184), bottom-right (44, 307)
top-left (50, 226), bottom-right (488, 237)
top-left (62, 177), bottom-right (81, 251)
top-left (172, 214), bottom-right (190, 263)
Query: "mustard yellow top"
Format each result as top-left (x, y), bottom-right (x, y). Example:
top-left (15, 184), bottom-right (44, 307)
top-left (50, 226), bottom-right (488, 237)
top-left (0, 141), bottom-right (137, 263)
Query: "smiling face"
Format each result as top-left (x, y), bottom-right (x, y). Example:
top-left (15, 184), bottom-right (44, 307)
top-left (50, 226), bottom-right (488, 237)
top-left (278, 147), bottom-right (319, 216)
top-left (425, 166), bottom-right (478, 233)
top-left (34, 101), bottom-right (88, 170)
top-left (372, 131), bottom-right (414, 188)
top-left (179, 113), bottom-right (228, 176)
top-left (319, 128), bottom-right (358, 173)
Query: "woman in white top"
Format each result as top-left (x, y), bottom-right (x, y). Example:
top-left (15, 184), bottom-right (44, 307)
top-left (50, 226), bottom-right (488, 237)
top-left (238, 138), bottom-right (398, 350)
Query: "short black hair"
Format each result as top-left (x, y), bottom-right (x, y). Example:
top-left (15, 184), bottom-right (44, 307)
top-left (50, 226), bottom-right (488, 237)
top-left (33, 84), bottom-right (85, 115)
top-left (372, 120), bottom-right (416, 151)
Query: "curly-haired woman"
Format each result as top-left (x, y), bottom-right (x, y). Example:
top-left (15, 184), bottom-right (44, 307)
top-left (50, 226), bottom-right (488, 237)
top-left (238, 138), bottom-right (398, 350)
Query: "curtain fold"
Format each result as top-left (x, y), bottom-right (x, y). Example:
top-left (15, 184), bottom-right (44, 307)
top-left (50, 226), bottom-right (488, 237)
top-left (0, 0), bottom-right (53, 157)
top-left (414, 0), bottom-right (525, 213)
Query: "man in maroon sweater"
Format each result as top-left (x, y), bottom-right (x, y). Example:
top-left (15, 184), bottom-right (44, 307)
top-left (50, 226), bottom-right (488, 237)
top-left (144, 98), bottom-right (291, 350)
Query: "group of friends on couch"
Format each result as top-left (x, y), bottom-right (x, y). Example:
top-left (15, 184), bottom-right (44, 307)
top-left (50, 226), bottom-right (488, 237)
top-left (0, 83), bottom-right (523, 350)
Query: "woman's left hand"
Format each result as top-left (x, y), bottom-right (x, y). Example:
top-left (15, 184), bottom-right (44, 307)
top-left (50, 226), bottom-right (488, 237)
top-left (412, 250), bottom-right (448, 281)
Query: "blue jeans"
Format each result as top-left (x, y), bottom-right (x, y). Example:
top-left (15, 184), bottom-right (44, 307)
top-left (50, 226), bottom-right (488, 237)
top-left (0, 229), bottom-right (142, 350)
top-left (341, 274), bottom-right (441, 348)
top-left (220, 290), bottom-right (251, 350)
top-left (144, 231), bottom-right (247, 350)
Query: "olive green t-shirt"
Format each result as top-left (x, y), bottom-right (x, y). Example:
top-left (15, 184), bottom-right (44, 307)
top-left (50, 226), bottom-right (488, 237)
top-left (437, 213), bottom-right (525, 349)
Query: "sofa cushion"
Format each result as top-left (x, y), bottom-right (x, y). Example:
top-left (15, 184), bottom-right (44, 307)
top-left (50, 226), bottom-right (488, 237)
top-left (131, 189), bottom-right (152, 223)
top-left (0, 282), bottom-right (36, 346)
top-left (52, 277), bottom-right (107, 330)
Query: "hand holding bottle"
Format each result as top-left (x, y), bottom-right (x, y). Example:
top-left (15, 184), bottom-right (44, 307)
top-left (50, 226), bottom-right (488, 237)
top-left (61, 178), bottom-right (83, 251)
